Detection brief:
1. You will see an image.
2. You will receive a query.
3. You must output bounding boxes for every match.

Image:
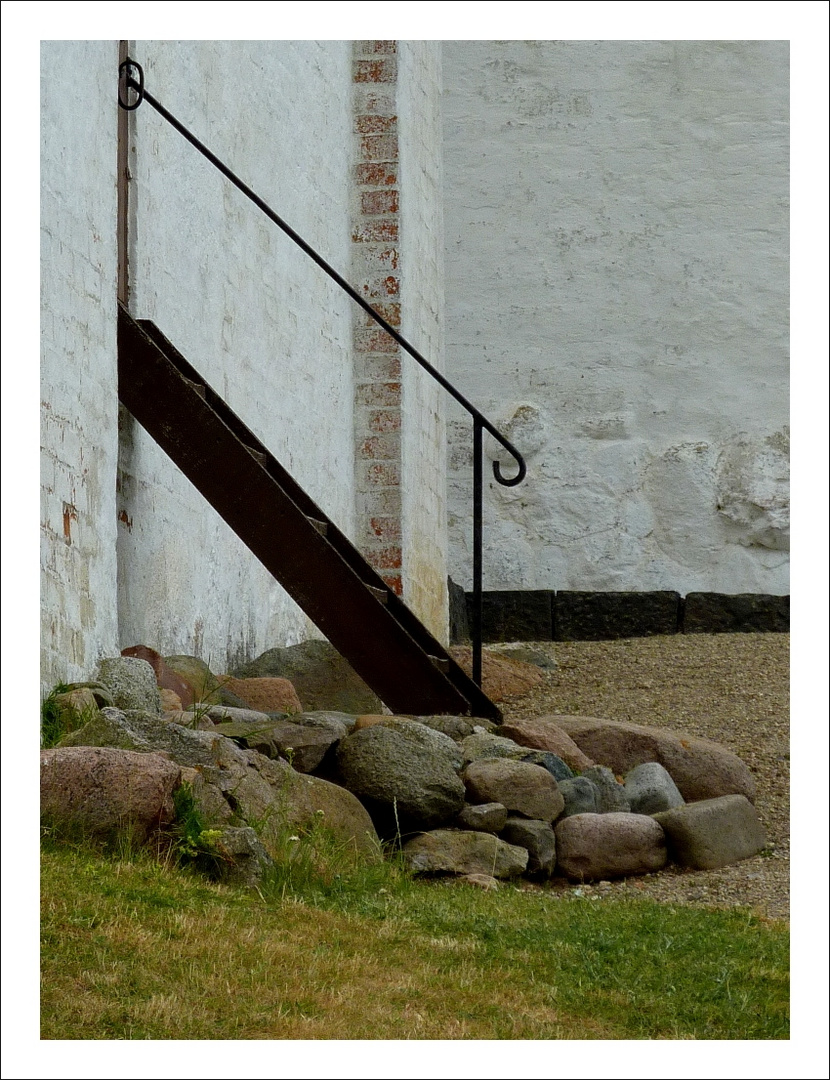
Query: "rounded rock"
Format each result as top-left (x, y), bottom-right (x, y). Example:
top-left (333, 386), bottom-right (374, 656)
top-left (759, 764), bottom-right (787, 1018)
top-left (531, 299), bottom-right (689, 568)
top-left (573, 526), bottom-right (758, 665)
top-left (336, 722), bottom-right (466, 834)
top-left (463, 758), bottom-right (564, 822)
top-left (97, 657), bottom-right (162, 715)
top-left (624, 761), bottom-right (685, 815)
top-left (555, 812), bottom-right (668, 881)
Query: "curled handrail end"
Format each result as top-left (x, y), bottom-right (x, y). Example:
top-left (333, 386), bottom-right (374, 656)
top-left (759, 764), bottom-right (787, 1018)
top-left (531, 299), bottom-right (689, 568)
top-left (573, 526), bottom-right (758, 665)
top-left (118, 58), bottom-right (145, 111)
top-left (492, 456), bottom-right (526, 487)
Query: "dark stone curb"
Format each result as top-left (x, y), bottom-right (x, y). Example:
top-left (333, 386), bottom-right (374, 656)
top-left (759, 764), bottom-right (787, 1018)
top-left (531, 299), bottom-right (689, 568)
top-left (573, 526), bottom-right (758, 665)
top-left (450, 586), bottom-right (789, 643)
top-left (556, 591), bottom-right (680, 641)
top-left (683, 593), bottom-right (789, 634)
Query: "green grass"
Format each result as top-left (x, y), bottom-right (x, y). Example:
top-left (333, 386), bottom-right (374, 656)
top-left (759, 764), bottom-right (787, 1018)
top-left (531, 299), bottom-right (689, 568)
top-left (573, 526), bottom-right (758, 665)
top-left (40, 835), bottom-right (789, 1040)
top-left (40, 683), bottom-right (72, 748)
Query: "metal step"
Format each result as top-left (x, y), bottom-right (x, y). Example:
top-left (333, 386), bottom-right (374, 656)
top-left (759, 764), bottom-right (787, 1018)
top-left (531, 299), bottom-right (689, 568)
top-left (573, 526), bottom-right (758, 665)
top-left (117, 304), bottom-right (501, 720)
top-left (307, 517), bottom-right (328, 537)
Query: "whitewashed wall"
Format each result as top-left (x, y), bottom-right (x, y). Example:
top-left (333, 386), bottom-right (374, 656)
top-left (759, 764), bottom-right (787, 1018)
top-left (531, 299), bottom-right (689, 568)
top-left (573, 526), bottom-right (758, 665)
top-left (443, 41), bottom-right (789, 595)
top-left (398, 41), bottom-right (448, 640)
top-left (40, 41), bottom-right (121, 690)
top-left (119, 41), bottom-right (357, 670)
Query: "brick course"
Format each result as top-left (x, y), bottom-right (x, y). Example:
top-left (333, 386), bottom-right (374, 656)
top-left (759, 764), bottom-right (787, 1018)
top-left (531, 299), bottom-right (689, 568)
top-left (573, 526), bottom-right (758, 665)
top-left (352, 40), bottom-right (403, 595)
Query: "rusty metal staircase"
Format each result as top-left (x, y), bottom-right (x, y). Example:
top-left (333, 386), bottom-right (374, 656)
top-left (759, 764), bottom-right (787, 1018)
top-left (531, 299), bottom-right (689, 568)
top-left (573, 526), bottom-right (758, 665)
top-left (117, 58), bottom-right (528, 721)
top-left (118, 304), bottom-right (501, 720)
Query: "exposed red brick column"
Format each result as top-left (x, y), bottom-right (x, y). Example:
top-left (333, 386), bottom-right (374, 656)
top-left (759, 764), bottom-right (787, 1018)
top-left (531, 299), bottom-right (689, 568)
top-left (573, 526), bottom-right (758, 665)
top-left (352, 41), bottom-right (403, 595)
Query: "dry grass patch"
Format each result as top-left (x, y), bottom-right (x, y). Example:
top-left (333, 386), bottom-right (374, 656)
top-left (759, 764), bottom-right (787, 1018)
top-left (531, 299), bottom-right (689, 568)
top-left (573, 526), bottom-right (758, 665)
top-left (42, 852), bottom-right (567, 1039)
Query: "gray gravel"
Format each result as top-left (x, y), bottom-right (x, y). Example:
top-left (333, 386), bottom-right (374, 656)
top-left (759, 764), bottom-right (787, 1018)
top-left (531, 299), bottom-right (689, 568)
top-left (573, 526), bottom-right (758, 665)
top-left (499, 633), bottom-right (789, 921)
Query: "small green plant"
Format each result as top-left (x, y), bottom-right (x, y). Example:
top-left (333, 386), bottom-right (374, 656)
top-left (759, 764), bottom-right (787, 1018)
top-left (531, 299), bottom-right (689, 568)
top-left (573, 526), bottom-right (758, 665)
top-left (171, 783), bottom-right (228, 872)
top-left (179, 660), bottom-right (239, 728)
top-left (257, 810), bottom-right (399, 908)
top-left (181, 699), bottom-right (214, 729)
top-left (41, 683), bottom-right (104, 748)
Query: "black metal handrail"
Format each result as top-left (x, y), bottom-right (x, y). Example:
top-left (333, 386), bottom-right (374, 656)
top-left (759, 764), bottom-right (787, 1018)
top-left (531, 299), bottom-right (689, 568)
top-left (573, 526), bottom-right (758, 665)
top-left (118, 58), bottom-right (526, 688)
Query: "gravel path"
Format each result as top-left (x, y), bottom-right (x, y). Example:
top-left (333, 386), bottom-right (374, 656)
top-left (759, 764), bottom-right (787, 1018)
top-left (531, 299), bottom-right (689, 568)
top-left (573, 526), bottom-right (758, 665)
top-left (498, 633), bottom-right (790, 921)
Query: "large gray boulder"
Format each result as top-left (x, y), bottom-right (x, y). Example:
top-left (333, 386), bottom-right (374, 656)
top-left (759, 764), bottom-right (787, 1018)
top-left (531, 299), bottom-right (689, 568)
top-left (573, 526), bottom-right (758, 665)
top-left (360, 718), bottom-right (464, 771)
top-left (459, 729), bottom-right (576, 778)
top-left (284, 771), bottom-right (382, 859)
top-left (246, 756), bottom-right (381, 858)
top-left (179, 766), bottom-right (236, 826)
top-left (624, 762), bottom-right (685, 815)
top-left (411, 715), bottom-right (483, 742)
top-left (463, 759), bottom-right (564, 822)
top-left (41, 746), bottom-right (179, 840)
top-left (202, 826), bottom-right (275, 889)
top-left (181, 754), bottom-right (380, 860)
top-left (210, 714), bottom-right (343, 773)
top-left (202, 706), bottom-right (278, 726)
top-left (232, 640), bottom-right (382, 714)
top-left (653, 795), bottom-right (767, 870)
top-left (335, 721), bottom-right (466, 834)
top-left (555, 812), bottom-right (668, 881)
top-left (60, 707), bottom-right (252, 773)
top-left (96, 657), bottom-right (162, 715)
top-left (294, 711), bottom-right (357, 736)
top-left (552, 716), bottom-right (757, 803)
top-left (401, 830), bottom-right (528, 878)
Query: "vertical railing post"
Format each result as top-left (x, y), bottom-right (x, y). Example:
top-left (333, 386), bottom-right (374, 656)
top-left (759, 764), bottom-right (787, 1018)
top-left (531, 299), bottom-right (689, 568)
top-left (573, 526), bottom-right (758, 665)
top-left (472, 417), bottom-right (483, 687)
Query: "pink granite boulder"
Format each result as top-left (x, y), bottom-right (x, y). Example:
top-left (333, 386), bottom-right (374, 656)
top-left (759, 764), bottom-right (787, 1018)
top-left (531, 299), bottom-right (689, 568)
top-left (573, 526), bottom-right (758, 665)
top-left (40, 746), bottom-right (180, 840)
top-left (555, 812), bottom-right (668, 881)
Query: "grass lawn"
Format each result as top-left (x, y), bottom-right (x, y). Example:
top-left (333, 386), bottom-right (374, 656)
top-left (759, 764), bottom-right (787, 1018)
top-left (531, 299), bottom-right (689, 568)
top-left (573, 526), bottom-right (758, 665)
top-left (40, 835), bottom-right (789, 1041)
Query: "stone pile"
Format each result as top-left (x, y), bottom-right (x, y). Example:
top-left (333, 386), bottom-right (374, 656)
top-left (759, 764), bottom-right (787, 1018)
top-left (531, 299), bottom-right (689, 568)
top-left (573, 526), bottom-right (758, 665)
top-left (40, 645), bottom-right (767, 889)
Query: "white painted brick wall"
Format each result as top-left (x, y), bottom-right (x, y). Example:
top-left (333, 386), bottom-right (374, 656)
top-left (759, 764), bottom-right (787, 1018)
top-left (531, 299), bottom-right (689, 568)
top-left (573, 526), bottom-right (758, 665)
top-left (41, 39), bottom-right (454, 692)
top-left (443, 41), bottom-right (789, 595)
top-left (119, 41), bottom-right (357, 671)
top-left (40, 41), bottom-right (121, 690)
